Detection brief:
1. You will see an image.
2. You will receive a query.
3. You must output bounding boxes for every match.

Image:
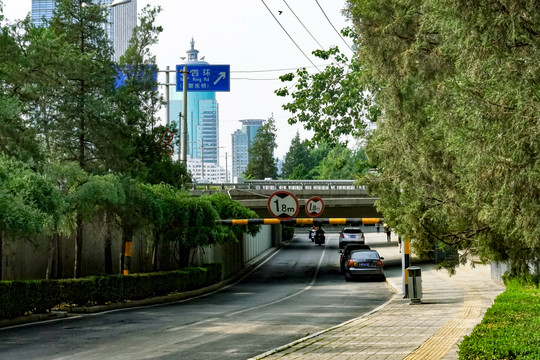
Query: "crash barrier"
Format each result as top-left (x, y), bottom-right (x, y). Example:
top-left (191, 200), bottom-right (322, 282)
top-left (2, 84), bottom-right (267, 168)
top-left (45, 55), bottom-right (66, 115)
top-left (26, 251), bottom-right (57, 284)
top-left (218, 218), bottom-right (384, 226)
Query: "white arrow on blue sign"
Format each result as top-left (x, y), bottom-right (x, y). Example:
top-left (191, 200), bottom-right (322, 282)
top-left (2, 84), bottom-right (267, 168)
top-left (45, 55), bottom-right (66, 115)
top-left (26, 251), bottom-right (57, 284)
top-left (176, 64), bottom-right (230, 92)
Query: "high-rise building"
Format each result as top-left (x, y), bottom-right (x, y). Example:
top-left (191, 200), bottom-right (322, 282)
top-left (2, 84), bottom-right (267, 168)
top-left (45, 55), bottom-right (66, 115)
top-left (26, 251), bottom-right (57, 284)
top-left (31, 0), bottom-right (136, 61)
top-left (231, 119), bottom-right (264, 180)
top-left (169, 39), bottom-right (220, 165)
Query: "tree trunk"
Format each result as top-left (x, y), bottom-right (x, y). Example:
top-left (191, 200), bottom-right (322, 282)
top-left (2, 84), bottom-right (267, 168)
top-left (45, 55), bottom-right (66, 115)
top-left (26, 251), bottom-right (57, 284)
top-left (104, 213), bottom-right (113, 275)
top-left (152, 232), bottom-right (159, 272)
top-left (45, 232), bottom-right (58, 280)
top-left (178, 245), bottom-right (190, 268)
top-left (56, 235), bottom-right (63, 278)
top-left (74, 212), bottom-right (83, 278)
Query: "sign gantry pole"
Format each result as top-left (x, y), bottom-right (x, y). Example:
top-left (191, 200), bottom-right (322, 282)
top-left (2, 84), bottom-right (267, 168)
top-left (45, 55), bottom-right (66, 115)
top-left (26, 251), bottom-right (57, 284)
top-left (182, 66), bottom-right (188, 164)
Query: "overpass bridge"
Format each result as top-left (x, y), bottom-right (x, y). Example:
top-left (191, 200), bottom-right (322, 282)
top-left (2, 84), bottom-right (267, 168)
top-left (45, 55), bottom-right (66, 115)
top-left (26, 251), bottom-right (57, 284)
top-left (190, 180), bottom-right (381, 219)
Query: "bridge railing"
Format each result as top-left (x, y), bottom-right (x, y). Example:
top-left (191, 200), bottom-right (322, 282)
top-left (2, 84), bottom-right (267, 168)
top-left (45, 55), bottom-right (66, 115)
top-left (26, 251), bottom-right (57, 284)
top-left (190, 179), bottom-right (365, 191)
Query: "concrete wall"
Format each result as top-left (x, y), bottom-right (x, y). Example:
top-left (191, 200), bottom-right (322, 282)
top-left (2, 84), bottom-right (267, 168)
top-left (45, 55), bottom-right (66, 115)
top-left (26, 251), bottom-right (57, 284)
top-left (1, 222), bottom-right (275, 281)
top-left (191, 225), bottom-right (273, 279)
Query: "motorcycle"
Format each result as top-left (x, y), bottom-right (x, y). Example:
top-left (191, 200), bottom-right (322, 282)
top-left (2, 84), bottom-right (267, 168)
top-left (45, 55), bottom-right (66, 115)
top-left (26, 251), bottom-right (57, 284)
top-left (314, 229), bottom-right (325, 245)
top-left (309, 228), bottom-right (317, 242)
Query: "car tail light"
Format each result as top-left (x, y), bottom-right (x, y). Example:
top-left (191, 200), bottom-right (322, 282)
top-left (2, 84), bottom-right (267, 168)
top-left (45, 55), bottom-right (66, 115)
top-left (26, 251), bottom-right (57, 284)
top-left (376, 260), bottom-right (383, 267)
top-left (348, 259), bottom-right (354, 267)
top-left (341, 233), bottom-right (345, 238)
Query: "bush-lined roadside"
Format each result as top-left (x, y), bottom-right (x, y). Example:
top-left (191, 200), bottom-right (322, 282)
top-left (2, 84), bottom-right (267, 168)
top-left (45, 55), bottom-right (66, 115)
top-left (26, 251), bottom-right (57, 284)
top-left (459, 279), bottom-right (540, 359)
top-left (0, 264), bottom-right (221, 320)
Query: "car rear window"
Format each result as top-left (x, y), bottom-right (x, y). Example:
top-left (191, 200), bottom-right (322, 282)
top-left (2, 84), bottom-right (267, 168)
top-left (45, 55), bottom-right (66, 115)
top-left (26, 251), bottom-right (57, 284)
top-left (344, 229), bottom-right (363, 234)
top-left (351, 251), bottom-right (379, 260)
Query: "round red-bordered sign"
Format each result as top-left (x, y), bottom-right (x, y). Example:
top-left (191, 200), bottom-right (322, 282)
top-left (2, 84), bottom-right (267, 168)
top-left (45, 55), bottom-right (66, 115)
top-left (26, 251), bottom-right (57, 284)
top-left (267, 191), bottom-right (299, 220)
top-left (305, 196), bottom-right (325, 217)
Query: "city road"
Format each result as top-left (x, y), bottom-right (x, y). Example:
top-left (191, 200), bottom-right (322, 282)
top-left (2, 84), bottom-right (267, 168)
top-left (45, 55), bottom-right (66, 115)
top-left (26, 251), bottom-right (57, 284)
top-left (0, 230), bottom-right (395, 360)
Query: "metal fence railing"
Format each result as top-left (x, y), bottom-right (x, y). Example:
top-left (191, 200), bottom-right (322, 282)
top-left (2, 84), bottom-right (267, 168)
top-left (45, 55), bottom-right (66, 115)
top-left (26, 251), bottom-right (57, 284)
top-left (190, 179), bottom-right (365, 191)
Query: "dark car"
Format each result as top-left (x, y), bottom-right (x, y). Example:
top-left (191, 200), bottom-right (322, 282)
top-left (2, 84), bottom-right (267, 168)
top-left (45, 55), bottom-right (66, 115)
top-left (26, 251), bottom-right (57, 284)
top-left (343, 249), bottom-right (385, 281)
top-left (338, 227), bottom-right (365, 249)
top-left (339, 244), bottom-right (371, 273)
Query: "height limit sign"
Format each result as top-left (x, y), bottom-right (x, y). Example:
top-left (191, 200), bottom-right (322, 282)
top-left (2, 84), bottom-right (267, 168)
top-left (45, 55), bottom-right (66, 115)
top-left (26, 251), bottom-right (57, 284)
top-left (267, 191), bottom-right (299, 220)
top-left (305, 196), bottom-right (324, 217)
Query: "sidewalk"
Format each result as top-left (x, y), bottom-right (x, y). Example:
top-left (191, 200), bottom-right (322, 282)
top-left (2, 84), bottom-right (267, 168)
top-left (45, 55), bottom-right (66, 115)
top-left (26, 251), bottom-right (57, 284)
top-left (250, 234), bottom-right (505, 360)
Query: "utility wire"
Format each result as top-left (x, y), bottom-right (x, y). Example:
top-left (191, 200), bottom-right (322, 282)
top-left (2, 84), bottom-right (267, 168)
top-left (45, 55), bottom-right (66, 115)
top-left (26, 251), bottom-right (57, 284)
top-left (232, 64), bottom-right (329, 73)
top-left (231, 77), bottom-right (282, 81)
top-left (314, 0), bottom-right (353, 53)
top-left (260, 0), bottom-right (320, 72)
top-left (283, 0), bottom-right (326, 51)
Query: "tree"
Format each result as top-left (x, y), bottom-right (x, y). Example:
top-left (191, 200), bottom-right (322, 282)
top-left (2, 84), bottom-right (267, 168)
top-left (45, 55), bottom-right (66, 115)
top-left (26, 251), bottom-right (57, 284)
top-left (0, 156), bottom-right (63, 280)
top-left (276, 32), bottom-right (379, 147)
top-left (282, 132), bottom-right (313, 179)
top-left (344, 0), bottom-right (540, 277)
top-left (313, 145), bottom-right (368, 180)
top-left (245, 116), bottom-right (278, 180)
top-left (0, 17), bottom-right (44, 163)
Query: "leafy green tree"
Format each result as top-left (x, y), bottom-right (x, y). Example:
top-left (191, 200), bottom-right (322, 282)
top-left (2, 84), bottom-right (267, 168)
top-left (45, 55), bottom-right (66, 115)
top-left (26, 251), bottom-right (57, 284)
top-left (68, 173), bottom-right (125, 275)
top-left (245, 117), bottom-right (278, 180)
top-left (0, 17), bottom-right (44, 163)
top-left (282, 132), bottom-right (313, 179)
top-left (344, 0), bottom-right (540, 277)
top-left (276, 32), bottom-right (379, 147)
top-left (0, 156), bottom-right (63, 280)
top-left (313, 145), bottom-right (368, 180)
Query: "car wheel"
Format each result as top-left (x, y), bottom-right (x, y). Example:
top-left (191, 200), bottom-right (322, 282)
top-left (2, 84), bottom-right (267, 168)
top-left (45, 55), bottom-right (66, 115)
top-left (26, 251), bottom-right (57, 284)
top-left (344, 272), bottom-right (352, 282)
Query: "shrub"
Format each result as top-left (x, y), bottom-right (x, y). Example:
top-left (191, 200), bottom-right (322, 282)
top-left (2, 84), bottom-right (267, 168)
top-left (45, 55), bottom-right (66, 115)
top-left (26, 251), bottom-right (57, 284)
top-left (0, 264), bottom-right (222, 320)
top-left (458, 280), bottom-right (540, 359)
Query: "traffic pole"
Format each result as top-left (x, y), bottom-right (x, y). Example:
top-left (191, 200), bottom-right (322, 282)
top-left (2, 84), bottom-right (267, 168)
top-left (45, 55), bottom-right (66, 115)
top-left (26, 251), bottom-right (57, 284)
top-left (123, 240), bottom-right (133, 275)
top-left (403, 237), bottom-right (410, 298)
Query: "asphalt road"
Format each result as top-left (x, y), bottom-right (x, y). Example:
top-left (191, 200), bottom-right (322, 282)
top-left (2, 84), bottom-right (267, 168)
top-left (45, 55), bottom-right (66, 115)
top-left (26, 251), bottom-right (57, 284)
top-left (0, 230), bottom-right (394, 360)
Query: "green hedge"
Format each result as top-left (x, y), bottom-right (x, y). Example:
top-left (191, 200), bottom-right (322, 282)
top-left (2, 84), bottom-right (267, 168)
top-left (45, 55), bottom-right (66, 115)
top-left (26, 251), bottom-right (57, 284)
top-left (0, 264), bottom-right (222, 320)
top-left (458, 279), bottom-right (540, 359)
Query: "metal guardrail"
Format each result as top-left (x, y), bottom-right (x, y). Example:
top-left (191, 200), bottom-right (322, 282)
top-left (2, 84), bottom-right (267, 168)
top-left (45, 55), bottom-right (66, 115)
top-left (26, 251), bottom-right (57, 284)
top-left (190, 180), bottom-right (365, 191)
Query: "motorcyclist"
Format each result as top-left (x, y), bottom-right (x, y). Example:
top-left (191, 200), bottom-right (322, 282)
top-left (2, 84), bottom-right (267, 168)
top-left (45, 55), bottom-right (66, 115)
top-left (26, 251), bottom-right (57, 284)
top-left (315, 225), bottom-right (325, 245)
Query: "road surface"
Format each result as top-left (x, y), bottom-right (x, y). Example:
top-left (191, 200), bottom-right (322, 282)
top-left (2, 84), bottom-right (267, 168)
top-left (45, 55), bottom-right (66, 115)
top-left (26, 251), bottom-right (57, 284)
top-left (0, 230), bottom-right (395, 360)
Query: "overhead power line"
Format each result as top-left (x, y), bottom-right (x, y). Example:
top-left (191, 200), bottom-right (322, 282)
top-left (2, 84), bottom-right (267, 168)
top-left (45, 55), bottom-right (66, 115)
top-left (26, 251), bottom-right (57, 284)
top-left (283, 0), bottom-right (326, 51)
top-left (260, 0), bottom-right (321, 72)
top-left (231, 77), bottom-right (282, 81)
top-left (231, 64), bottom-right (329, 73)
top-left (315, 0), bottom-right (353, 53)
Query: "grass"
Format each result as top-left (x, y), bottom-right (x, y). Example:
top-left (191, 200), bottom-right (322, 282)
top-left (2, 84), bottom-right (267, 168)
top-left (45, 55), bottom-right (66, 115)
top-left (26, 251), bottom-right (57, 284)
top-left (458, 279), bottom-right (540, 359)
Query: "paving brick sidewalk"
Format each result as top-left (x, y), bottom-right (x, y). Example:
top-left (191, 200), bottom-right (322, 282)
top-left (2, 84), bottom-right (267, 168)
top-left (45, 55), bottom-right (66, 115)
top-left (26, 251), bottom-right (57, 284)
top-left (250, 235), bottom-right (505, 360)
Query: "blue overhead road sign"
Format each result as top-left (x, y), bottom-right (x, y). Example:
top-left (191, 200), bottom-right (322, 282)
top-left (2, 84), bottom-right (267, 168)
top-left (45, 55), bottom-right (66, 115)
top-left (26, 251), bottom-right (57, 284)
top-left (176, 64), bottom-right (230, 92)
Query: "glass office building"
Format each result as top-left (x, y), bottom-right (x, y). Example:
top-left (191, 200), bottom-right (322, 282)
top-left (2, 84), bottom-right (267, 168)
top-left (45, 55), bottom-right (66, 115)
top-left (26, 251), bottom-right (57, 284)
top-left (231, 119), bottom-right (264, 180)
top-left (169, 39), bottom-right (220, 165)
top-left (31, 0), bottom-right (136, 61)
